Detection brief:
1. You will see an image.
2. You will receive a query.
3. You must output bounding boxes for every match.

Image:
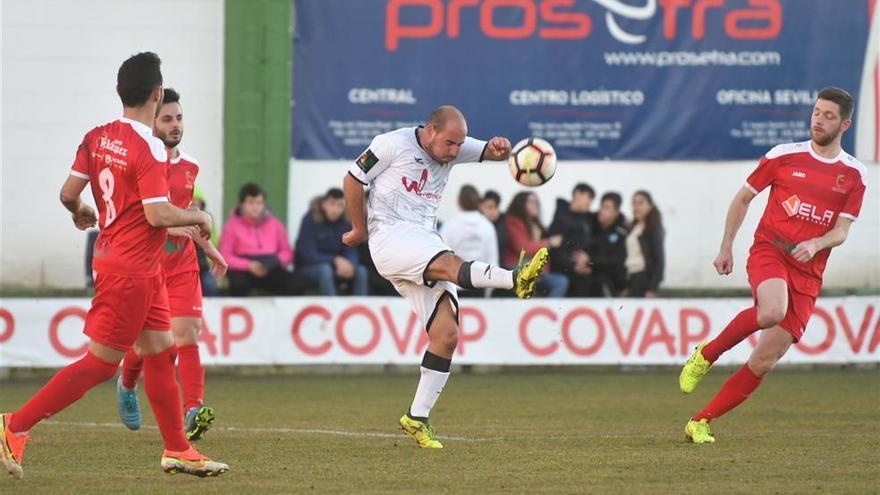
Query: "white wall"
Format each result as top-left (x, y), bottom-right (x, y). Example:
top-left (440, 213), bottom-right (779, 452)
top-left (289, 159), bottom-right (880, 290)
top-left (0, 0), bottom-right (224, 288)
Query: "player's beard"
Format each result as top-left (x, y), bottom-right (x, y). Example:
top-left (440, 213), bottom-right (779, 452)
top-left (158, 131), bottom-right (182, 149)
top-left (810, 124), bottom-right (841, 147)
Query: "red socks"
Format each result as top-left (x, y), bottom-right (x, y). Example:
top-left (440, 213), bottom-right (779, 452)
top-left (701, 307), bottom-right (760, 363)
top-left (123, 344), bottom-right (204, 411)
top-left (177, 344), bottom-right (205, 411)
top-left (142, 346), bottom-right (190, 452)
top-left (9, 351), bottom-right (118, 433)
top-left (121, 349), bottom-right (143, 389)
top-left (693, 364), bottom-right (763, 422)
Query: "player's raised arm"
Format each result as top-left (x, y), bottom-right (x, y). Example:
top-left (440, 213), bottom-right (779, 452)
top-left (59, 175), bottom-right (98, 230)
top-left (714, 186), bottom-right (757, 275)
top-left (342, 173), bottom-right (367, 247)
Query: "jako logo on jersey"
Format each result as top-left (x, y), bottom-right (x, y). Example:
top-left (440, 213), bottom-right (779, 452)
top-left (782, 194), bottom-right (834, 226)
top-left (791, 171), bottom-right (806, 178)
top-left (402, 168), bottom-right (429, 194)
top-left (385, 0), bottom-right (782, 51)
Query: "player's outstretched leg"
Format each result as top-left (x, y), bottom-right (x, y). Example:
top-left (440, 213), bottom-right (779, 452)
top-left (680, 279), bottom-right (784, 393)
top-left (685, 327), bottom-right (793, 444)
top-left (2, 348), bottom-right (119, 479)
top-left (450, 249), bottom-right (550, 299)
top-left (118, 349), bottom-right (144, 430)
top-left (400, 297), bottom-right (457, 449)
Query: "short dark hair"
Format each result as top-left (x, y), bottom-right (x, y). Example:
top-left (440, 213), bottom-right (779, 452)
top-left (458, 184), bottom-right (481, 211)
top-left (117, 52), bottom-right (163, 107)
top-left (601, 192), bottom-right (622, 210)
top-left (238, 182), bottom-right (265, 203)
top-left (573, 183), bottom-right (595, 198)
top-left (483, 190), bottom-right (501, 206)
top-left (817, 86), bottom-right (854, 120)
top-left (163, 87), bottom-right (180, 106)
top-left (324, 187), bottom-right (344, 200)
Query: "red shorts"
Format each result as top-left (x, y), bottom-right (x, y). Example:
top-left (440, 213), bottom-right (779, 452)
top-left (84, 272), bottom-right (171, 351)
top-left (166, 270), bottom-right (203, 318)
top-left (746, 243), bottom-right (821, 342)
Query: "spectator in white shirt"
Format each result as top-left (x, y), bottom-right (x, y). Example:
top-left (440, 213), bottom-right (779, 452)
top-left (440, 185), bottom-right (499, 297)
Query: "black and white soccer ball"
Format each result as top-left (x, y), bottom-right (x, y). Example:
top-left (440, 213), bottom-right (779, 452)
top-left (508, 138), bottom-right (557, 187)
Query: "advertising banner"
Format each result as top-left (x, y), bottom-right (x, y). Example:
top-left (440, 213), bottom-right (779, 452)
top-left (291, 0), bottom-right (877, 161)
top-left (1, 297), bottom-right (878, 367)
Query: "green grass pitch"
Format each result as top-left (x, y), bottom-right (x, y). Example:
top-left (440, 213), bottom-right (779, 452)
top-left (1, 368), bottom-right (877, 493)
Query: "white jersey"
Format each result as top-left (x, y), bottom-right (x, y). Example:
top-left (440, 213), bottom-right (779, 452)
top-left (348, 127), bottom-right (487, 234)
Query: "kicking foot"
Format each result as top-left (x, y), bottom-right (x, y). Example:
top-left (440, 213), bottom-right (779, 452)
top-left (513, 248), bottom-right (549, 299)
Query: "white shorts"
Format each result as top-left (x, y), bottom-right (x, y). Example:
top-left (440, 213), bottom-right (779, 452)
top-left (369, 225), bottom-right (459, 331)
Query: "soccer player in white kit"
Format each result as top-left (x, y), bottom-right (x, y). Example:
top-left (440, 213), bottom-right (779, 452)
top-left (342, 106), bottom-right (550, 448)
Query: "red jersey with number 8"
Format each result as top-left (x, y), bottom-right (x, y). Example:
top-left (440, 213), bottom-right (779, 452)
top-left (161, 152), bottom-right (200, 276)
top-left (746, 140), bottom-right (867, 280)
top-left (71, 118), bottom-right (170, 277)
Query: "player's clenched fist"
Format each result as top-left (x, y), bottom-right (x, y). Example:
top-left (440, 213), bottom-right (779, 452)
top-left (342, 228), bottom-right (366, 247)
top-left (791, 239), bottom-right (821, 263)
top-left (713, 249), bottom-right (733, 275)
top-left (484, 136), bottom-right (511, 160)
top-left (72, 205), bottom-right (98, 230)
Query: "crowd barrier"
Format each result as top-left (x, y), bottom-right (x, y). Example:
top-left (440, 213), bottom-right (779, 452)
top-left (0, 297), bottom-right (877, 367)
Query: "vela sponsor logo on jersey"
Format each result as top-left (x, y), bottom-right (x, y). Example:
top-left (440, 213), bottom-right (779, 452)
top-left (401, 169), bottom-right (441, 200)
top-left (782, 194), bottom-right (833, 226)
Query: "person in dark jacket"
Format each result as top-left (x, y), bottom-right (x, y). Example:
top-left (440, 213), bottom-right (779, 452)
top-left (480, 190), bottom-right (507, 261)
top-left (294, 188), bottom-right (367, 295)
top-left (589, 192), bottom-right (629, 297)
top-left (548, 183), bottom-right (595, 297)
top-left (624, 190), bottom-right (665, 297)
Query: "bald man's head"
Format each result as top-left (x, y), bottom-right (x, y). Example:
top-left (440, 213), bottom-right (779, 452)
top-left (427, 105), bottom-right (466, 132)
top-left (420, 105), bottom-right (468, 164)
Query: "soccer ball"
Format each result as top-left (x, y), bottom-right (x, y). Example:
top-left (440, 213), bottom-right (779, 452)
top-left (508, 138), bottom-right (557, 187)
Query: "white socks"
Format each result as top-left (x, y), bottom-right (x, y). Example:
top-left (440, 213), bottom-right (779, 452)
top-left (468, 261), bottom-right (514, 290)
top-left (409, 367), bottom-right (450, 418)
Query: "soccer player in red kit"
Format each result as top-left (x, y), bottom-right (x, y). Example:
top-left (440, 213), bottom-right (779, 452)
top-left (679, 87), bottom-right (867, 444)
top-left (117, 88), bottom-right (228, 441)
top-left (0, 52), bottom-right (228, 478)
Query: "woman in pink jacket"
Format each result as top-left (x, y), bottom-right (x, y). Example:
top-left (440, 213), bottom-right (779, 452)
top-left (219, 183), bottom-right (302, 296)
